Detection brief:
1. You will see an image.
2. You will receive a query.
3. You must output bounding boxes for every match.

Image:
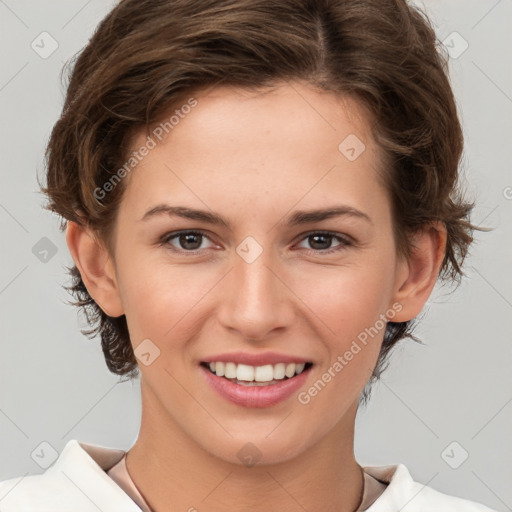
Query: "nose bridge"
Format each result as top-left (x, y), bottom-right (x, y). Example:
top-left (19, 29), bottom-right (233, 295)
top-left (219, 237), bottom-right (292, 339)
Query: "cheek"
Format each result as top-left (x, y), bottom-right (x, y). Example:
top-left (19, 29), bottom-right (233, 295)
top-left (292, 257), bottom-right (396, 342)
top-left (293, 266), bottom-right (392, 425)
top-left (115, 252), bottom-right (218, 349)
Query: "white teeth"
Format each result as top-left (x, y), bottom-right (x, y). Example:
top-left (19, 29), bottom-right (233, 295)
top-left (224, 362), bottom-right (237, 379)
top-left (216, 361), bottom-right (225, 377)
top-left (295, 363), bottom-right (305, 374)
top-left (236, 364), bottom-right (254, 381)
top-left (254, 364), bottom-right (274, 382)
top-left (285, 363), bottom-right (296, 378)
top-left (205, 361), bottom-right (309, 382)
top-left (273, 363), bottom-right (286, 380)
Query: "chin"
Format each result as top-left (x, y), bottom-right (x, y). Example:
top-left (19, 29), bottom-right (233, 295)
top-left (200, 430), bottom-right (315, 468)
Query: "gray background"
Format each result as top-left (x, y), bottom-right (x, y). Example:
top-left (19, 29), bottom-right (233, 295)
top-left (0, 0), bottom-right (511, 510)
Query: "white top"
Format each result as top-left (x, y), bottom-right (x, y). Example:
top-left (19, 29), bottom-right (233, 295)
top-left (0, 440), bottom-right (497, 511)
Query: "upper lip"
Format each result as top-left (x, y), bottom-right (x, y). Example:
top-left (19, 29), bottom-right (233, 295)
top-left (201, 351), bottom-right (312, 366)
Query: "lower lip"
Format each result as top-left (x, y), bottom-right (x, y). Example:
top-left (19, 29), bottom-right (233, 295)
top-left (200, 365), bottom-right (311, 408)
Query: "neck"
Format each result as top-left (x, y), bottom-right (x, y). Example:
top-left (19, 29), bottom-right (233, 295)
top-left (126, 386), bottom-right (364, 512)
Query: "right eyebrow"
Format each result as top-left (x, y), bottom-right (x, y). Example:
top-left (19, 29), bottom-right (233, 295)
top-left (139, 205), bottom-right (231, 230)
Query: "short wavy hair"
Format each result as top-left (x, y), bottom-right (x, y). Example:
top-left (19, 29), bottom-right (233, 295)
top-left (40, 0), bottom-right (477, 401)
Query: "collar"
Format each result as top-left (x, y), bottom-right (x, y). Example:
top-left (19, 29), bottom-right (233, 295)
top-left (55, 440), bottom-right (415, 511)
top-left (46, 439), bottom-right (142, 511)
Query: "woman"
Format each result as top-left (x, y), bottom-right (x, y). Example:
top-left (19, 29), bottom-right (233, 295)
top-left (0, 0), bottom-right (497, 510)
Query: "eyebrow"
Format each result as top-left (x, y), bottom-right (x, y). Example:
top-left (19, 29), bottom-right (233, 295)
top-left (139, 204), bottom-right (372, 228)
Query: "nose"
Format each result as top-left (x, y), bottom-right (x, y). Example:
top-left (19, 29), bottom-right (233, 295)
top-left (217, 245), bottom-right (295, 341)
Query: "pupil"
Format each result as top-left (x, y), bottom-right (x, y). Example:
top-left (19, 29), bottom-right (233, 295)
top-left (180, 233), bottom-right (201, 250)
top-left (310, 234), bottom-right (331, 250)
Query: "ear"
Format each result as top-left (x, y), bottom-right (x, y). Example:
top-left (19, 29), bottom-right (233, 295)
top-left (65, 220), bottom-right (125, 317)
top-left (390, 223), bottom-right (447, 322)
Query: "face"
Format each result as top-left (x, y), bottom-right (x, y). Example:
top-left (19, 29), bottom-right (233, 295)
top-left (100, 81), bottom-right (411, 465)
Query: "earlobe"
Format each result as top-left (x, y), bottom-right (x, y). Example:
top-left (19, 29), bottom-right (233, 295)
top-left (391, 223), bottom-right (447, 323)
top-left (65, 221), bottom-right (125, 317)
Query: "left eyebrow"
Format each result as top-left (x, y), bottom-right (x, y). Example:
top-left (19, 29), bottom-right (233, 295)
top-left (285, 206), bottom-right (372, 226)
top-left (139, 204), bottom-right (372, 228)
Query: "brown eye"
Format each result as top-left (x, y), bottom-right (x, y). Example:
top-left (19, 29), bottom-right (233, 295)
top-left (161, 230), bottom-right (214, 252)
top-left (177, 232), bottom-right (203, 250)
top-left (308, 233), bottom-right (335, 250)
top-left (296, 231), bottom-right (352, 254)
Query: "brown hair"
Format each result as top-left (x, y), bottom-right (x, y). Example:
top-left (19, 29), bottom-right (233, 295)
top-left (40, 0), bottom-right (477, 401)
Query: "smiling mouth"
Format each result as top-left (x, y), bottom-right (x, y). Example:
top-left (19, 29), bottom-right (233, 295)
top-left (200, 361), bottom-right (313, 386)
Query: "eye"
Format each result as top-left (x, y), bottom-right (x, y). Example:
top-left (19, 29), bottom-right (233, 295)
top-left (160, 230), bottom-right (216, 253)
top-left (296, 231), bottom-right (352, 254)
top-left (159, 229), bottom-right (353, 255)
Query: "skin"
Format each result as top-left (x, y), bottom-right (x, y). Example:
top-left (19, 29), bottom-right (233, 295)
top-left (66, 80), bottom-right (446, 511)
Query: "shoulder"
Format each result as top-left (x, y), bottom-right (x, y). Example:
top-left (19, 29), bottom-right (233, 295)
top-left (0, 440), bottom-right (141, 512)
top-left (0, 472), bottom-right (75, 512)
top-left (363, 463), bottom-right (498, 512)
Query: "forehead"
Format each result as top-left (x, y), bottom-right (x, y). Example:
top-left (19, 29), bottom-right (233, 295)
top-left (120, 82), bottom-right (388, 222)
top-left (161, 82), bottom-right (376, 152)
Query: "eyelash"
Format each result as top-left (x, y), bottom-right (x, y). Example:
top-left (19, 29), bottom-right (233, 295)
top-left (158, 229), bottom-right (353, 255)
